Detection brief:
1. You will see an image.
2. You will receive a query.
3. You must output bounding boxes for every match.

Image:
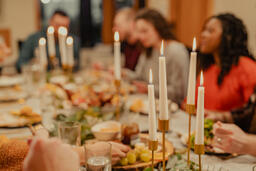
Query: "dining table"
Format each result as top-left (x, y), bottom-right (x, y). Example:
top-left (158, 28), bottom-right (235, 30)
top-left (0, 72), bottom-right (256, 171)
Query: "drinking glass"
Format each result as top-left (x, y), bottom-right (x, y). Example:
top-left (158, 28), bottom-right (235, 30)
top-left (84, 142), bottom-right (112, 171)
top-left (58, 121), bottom-right (81, 146)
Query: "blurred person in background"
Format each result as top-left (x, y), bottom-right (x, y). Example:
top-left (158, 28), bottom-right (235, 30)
top-left (133, 8), bottom-right (189, 105)
top-left (16, 9), bottom-right (80, 72)
top-left (113, 7), bottom-right (141, 71)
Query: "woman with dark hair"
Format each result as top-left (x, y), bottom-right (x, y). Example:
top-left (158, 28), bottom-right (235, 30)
top-left (197, 13), bottom-right (256, 111)
top-left (133, 9), bottom-right (189, 104)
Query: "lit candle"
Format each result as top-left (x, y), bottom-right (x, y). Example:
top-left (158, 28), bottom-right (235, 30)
top-left (159, 40), bottom-right (169, 120)
top-left (66, 36), bottom-right (74, 68)
top-left (38, 37), bottom-right (47, 69)
top-left (148, 69), bottom-right (157, 141)
top-left (187, 37), bottom-right (197, 105)
top-left (58, 26), bottom-right (68, 67)
top-left (114, 31), bottom-right (121, 80)
top-left (195, 71), bottom-right (204, 145)
top-left (47, 26), bottom-right (56, 59)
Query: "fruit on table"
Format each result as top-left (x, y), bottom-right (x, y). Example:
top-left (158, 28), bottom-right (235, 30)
top-left (120, 157), bottom-right (129, 166)
top-left (127, 151), bottom-right (137, 164)
top-left (140, 152), bottom-right (151, 162)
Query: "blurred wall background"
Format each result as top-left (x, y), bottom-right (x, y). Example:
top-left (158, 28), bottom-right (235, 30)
top-left (0, 0), bottom-right (255, 65)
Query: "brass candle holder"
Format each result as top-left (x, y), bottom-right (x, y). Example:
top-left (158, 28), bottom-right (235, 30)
top-left (114, 79), bottom-right (121, 120)
top-left (148, 140), bottom-right (158, 170)
top-left (62, 65), bottom-right (73, 81)
top-left (194, 144), bottom-right (204, 171)
top-left (186, 104), bottom-right (196, 166)
top-left (49, 55), bottom-right (58, 70)
top-left (158, 119), bottom-right (169, 171)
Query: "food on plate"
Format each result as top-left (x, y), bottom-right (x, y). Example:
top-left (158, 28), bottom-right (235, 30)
top-left (10, 106), bottom-right (41, 122)
top-left (129, 99), bottom-right (144, 113)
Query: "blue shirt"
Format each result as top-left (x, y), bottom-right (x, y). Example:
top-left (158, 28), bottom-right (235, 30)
top-left (16, 29), bottom-right (80, 72)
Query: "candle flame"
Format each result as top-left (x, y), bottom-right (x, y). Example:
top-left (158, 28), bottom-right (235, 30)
top-left (66, 36), bottom-right (73, 45)
top-left (192, 37), bottom-right (197, 51)
top-left (149, 69), bottom-right (153, 84)
top-left (200, 71), bottom-right (204, 86)
top-left (114, 32), bottom-right (119, 42)
top-left (160, 40), bottom-right (164, 56)
top-left (47, 26), bottom-right (54, 34)
top-left (39, 37), bottom-right (46, 45)
top-left (58, 26), bottom-right (67, 36)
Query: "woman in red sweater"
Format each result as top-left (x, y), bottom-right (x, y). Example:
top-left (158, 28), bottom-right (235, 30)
top-left (197, 13), bottom-right (256, 112)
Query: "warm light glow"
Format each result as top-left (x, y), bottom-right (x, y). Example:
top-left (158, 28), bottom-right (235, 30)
top-left (66, 36), bottom-right (73, 45)
top-left (200, 71), bottom-right (204, 86)
top-left (192, 37), bottom-right (197, 51)
top-left (160, 40), bottom-right (164, 56)
top-left (39, 37), bottom-right (46, 45)
top-left (149, 69), bottom-right (153, 84)
top-left (58, 26), bottom-right (67, 36)
top-left (41, 0), bottom-right (50, 4)
top-left (47, 26), bottom-right (54, 34)
top-left (114, 32), bottom-right (119, 42)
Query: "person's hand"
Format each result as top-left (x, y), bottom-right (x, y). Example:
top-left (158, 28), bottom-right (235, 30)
top-left (133, 80), bottom-right (147, 93)
top-left (23, 137), bottom-right (79, 171)
top-left (110, 141), bottom-right (130, 165)
top-left (212, 121), bottom-right (249, 154)
top-left (86, 141), bottom-right (129, 165)
top-left (205, 110), bottom-right (233, 122)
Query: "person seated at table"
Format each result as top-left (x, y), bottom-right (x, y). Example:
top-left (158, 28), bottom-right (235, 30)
top-left (206, 86), bottom-right (256, 132)
top-left (133, 8), bottom-right (189, 105)
top-left (196, 13), bottom-right (256, 111)
top-left (16, 9), bottom-right (80, 72)
top-left (212, 121), bottom-right (256, 156)
top-left (113, 7), bottom-right (141, 71)
top-left (204, 87), bottom-right (256, 155)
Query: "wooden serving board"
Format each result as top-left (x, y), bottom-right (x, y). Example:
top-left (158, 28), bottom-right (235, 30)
top-left (113, 134), bottom-right (174, 170)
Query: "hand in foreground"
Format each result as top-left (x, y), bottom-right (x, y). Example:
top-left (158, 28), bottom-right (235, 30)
top-left (205, 110), bottom-right (233, 122)
top-left (85, 141), bottom-right (130, 165)
top-left (23, 135), bottom-right (79, 171)
top-left (212, 121), bottom-right (249, 155)
top-left (132, 80), bottom-right (147, 94)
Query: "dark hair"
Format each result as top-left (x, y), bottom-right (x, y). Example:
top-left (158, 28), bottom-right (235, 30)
top-left (135, 8), bottom-right (175, 57)
top-left (199, 13), bottom-right (254, 85)
top-left (51, 9), bottom-right (69, 18)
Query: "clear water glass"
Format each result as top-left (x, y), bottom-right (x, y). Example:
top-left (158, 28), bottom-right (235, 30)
top-left (58, 121), bottom-right (81, 146)
top-left (84, 142), bottom-right (112, 171)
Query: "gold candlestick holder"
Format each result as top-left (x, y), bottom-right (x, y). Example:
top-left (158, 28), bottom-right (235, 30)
top-left (49, 55), bottom-right (58, 70)
top-left (148, 140), bottom-right (158, 170)
top-left (186, 104), bottom-right (196, 166)
top-left (158, 119), bottom-right (169, 171)
top-left (194, 144), bottom-right (204, 171)
top-left (114, 79), bottom-right (121, 120)
top-left (62, 65), bottom-right (73, 82)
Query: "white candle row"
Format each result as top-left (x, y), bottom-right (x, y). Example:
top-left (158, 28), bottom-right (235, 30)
top-left (148, 41), bottom-right (169, 141)
top-left (38, 26), bottom-right (75, 68)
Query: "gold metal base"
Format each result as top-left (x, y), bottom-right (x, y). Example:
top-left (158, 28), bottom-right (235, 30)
top-left (158, 119), bottom-right (169, 131)
top-left (194, 144), bottom-right (205, 154)
top-left (114, 79), bottom-right (121, 87)
top-left (186, 104), bottom-right (195, 166)
top-left (148, 140), bottom-right (158, 151)
top-left (114, 79), bottom-right (121, 121)
top-left (186, 104), bottom-right (196, 114)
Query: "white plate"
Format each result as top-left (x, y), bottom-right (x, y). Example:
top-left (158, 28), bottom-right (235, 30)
top-left (0, 76), bottom-right (24, 87)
